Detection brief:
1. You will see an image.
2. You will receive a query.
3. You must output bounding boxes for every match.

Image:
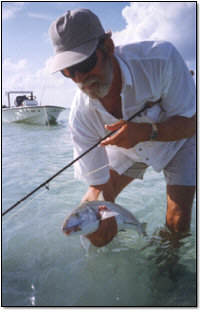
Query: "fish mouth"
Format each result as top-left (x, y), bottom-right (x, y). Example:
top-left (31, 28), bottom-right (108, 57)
top-left (62, 224), bottom-right (82, 235)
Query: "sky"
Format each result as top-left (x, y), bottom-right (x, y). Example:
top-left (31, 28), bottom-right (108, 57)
top-left (2, 1), bottom-right (197, 108)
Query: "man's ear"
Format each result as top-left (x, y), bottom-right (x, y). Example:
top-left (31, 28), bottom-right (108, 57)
top-left (103, 37), bottom-right (115, 55)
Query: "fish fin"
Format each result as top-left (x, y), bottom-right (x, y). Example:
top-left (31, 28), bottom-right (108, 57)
top-left (100, 210), bottom-right (119, 220)
top-left (80, 235), bottom-right (91, 253)
top-left (97, 191), bottom-right (105, 201)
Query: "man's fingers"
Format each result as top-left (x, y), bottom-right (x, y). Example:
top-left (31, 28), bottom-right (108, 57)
top-left (104, 120), bottom-right (126, 131)
top-left (101, 127), bottom-right (123, 146)
top-left (85, 209), bottom-right (118, 247)
top-left (101, 121), bottom-right (126, 146)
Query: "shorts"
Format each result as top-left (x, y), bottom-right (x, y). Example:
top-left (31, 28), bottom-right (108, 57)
top-left (124, 135), bottom-right (196, 186)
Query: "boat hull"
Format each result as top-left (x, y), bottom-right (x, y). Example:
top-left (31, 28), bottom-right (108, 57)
top-left (2, 106), bottom-right (65, 125)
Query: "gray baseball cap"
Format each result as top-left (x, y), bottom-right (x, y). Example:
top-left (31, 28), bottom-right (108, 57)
top-left (49, 9), bottom-right (105, 73)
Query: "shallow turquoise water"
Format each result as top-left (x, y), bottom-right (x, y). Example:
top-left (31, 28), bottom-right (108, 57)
top-left (2, 112), bottom-right (196, 307)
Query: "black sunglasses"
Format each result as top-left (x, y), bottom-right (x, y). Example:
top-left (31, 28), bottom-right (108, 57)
top-left (62, 50), bottom-right (98, 78)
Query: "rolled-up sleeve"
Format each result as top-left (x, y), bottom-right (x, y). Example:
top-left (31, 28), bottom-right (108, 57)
top-left (161, 43), bottom-right (196, 118)
top-left (69, 94), bottom-right (110, 185)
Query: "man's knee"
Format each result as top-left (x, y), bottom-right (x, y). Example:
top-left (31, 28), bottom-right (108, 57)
top-left (109, 169), bottom-right (134, 199)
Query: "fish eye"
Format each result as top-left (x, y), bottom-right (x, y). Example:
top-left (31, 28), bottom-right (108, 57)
top-left (75, 226), bottom-right (81, 232)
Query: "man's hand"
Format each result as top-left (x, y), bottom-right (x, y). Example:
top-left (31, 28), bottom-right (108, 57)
top-left (82, 183), bottom-right (115, 203)
top-left (100, 121), bottom-right (151, 148)
top-left (85, 206), bottom-right (118, 247)
top-left (100, 114), bottom-right (196, 147)
top-left (81, 170), bottom-right (134, 247)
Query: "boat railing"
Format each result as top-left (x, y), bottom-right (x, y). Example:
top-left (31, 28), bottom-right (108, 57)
top-left (6, 91), bottom-right (35, 108)
top-left (21, 99), bottom-right (38, 107)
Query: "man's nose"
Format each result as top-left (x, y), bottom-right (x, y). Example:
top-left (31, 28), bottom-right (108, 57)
top-left (73, 71), bottom-right (88, 83)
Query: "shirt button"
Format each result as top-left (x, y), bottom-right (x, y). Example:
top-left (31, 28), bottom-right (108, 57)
top-left (139, 148), bottom-right (142, 151)
top-left (146, 158), bottom-right (149, 161)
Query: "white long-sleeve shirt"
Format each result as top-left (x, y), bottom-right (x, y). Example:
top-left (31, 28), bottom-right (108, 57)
top-left (69, 40), bottom-right (196, 185)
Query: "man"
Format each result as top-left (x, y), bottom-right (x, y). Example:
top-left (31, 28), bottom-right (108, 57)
top-left (49, 9), bottom-right (196, 246)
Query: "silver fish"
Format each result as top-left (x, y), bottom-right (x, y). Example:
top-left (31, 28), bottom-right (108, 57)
top-left (62, 200), bottom-right (146, 237)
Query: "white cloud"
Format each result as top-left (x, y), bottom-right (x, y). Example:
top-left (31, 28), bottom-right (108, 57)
top-left (2, 2), bottom-right (25, 20)
top-left (2, 2), bottom-right (196, 110)
top-left (113, 2), bottom-right (196, 71)
top-left (3, 58), bottom-right (27, 72)
top-left (2, 58), bottom-right (31, 94)
top-left (28, 12), bottom-right (54, 21)
top-left (2, 57), bottom-right (77, 108)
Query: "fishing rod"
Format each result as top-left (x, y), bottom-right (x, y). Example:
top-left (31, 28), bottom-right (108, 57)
top-left (2, 100), bottom-right (160, 217)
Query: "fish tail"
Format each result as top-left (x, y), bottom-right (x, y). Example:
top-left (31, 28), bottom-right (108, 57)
top-left (141, 222), bottom-right (147, 236)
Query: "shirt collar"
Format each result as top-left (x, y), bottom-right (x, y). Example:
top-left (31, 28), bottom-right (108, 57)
top-left (87, 51), bottom-right (133, 115)
top-left (114, 52), bottom-right (133, 92)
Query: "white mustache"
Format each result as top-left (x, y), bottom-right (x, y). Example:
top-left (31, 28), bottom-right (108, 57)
top-left (76, 78), bottom-right (99, 90)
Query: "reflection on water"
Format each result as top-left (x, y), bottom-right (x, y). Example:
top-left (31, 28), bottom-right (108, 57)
top-left (30, 284), bottom-right (36, 306)
top-left (2, 220), bottom-right (196, 307)
top-left (2, 120), bottom-right (196, 307)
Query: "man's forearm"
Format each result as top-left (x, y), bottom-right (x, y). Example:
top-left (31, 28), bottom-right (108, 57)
top-left (82, 183), bottom-right (115, 202)
top-left (81, 169), bottom-right (133, 203)
top-left (151, 114), bottom-right (196, 142)
top-left (101, 114), bottom-right (196, 148)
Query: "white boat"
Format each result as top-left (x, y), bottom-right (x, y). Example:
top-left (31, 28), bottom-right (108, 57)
top-left (2, 91), bottom-right (66, 125)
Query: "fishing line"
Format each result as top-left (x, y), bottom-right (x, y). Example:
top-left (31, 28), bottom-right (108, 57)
top-left (3, 186), bottom-right (49, 222)
top-left (2, 100), bottom-right (161, 217)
